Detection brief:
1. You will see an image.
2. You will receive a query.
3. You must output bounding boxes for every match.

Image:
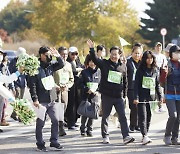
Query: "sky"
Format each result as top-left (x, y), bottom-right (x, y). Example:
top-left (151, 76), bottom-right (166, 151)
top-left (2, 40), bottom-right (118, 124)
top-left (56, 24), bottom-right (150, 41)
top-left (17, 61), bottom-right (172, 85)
top-left (0, 0), bottom-right (154, 18)
top-left (129, 0), bottom-right (154, 18)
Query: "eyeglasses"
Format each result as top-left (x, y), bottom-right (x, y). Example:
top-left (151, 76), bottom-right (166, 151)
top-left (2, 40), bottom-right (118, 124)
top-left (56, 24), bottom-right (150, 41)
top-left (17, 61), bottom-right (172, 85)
top-left (71, 52), bottom-right (78, 56)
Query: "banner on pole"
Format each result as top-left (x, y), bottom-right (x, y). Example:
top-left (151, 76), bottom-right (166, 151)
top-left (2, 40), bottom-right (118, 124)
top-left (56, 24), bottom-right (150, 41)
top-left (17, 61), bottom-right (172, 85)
top-left (118, 36), bottom-right (130, 47)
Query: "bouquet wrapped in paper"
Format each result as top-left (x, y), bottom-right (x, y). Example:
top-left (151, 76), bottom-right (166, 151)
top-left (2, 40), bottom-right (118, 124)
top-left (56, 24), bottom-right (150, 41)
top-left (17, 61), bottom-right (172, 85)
top-left (16, 53), bottom-right (40, 76)
top-left (10, 99), bottom-right (36, 125)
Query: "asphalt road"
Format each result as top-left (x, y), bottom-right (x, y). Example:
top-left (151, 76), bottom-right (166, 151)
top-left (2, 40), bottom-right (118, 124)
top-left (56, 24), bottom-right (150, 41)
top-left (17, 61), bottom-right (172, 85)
top-left (0, 89), bottom-right (179, 154)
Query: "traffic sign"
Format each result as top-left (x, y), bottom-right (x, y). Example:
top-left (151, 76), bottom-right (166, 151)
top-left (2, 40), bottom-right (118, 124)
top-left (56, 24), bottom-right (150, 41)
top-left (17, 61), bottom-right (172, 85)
top-left (160, 28), bottom-right (167, 36)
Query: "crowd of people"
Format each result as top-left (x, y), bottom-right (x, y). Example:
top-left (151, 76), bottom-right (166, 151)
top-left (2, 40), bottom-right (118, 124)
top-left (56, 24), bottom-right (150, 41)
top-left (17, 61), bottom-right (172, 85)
top-left (0, 39), bottom-right (179, 151)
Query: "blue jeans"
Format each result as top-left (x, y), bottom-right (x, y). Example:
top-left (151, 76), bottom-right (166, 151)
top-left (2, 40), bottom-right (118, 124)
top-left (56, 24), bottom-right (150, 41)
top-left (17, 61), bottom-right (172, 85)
top-left (36, 102), bottom-right (59, 146)
top-left (165, 99), bottom-right (180, 139)
top-left (101, 94), bottom-right (129, 139)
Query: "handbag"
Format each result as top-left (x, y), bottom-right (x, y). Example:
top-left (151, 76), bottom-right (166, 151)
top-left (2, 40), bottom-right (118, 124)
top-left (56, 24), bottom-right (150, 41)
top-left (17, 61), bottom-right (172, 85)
top-left (77, 100), bottom-right (99, 119)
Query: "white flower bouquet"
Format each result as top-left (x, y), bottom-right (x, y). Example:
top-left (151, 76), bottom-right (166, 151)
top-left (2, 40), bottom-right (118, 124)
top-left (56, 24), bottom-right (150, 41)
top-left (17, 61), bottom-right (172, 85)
top-left (10, 99), bottom-right (36, 125)
top-left (16, 54), bottom-right (40, 76)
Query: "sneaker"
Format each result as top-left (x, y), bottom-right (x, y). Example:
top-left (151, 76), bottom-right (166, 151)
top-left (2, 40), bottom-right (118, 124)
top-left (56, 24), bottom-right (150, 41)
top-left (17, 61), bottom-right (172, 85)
top-left (81, 131), bottom-right (85, 136)
top-left (59, 129), bottom-right (67, 136)
top-left (10, 115), bottom-right (18, 121)
top-left (0, 129), bottom-right (3, 133)
top-left (158, 107), bottom-right (166, 113)
top-left (68, 126), bottom-right (78, 130)
top-left (74, 124), bottom-right (79, 127)
top-left (103, 137), bottom-right (110, 144)
top-left (86, 131), bottom-right (93, 137)
top-left (171, 138), bottom-right (180, 145)
top-left (50, 143), bottom-right (63, 150)
top-left (129, 126), bottom-right (135, 133)
top-left (163, 136), bottom-right (172, 145)
top-left (142, 136), bottom-right (152, 145)
top-left (0, 120), bottom-right (10, 126)
top-left (36, 145), bottom-right (48, 152)
top-left (123, 136), bottom-right (135, 145)
top-left (135, 126), bottom-right (140, 132)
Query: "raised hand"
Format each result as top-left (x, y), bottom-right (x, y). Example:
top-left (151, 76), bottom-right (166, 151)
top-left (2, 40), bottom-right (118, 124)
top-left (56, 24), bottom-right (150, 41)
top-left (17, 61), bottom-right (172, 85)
top-left (87, 39), bottom-right (95, 48)
top-left (49, 47), bottom-right (60, 57)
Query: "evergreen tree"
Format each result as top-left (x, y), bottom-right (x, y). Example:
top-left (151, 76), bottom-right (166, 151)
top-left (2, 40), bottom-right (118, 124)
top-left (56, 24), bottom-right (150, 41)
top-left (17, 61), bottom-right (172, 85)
top-left (139, 0), bottom-right (180, 47)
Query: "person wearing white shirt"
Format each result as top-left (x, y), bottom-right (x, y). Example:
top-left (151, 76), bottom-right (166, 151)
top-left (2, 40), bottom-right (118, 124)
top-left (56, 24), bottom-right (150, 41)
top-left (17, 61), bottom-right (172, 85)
top-left (153, 42), bottom-right (167, 112)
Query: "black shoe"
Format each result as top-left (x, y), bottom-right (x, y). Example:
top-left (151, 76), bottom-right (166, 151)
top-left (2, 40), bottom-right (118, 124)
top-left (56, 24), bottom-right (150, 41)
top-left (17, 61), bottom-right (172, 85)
top-left (129, 126), bottom-right (135, 133)
top-left (81, 131), bottom-right (85, 136)
top-left (59, 130), bottom-right (67, 136)
top-left (86, 131), bottom-right (93, 137)
top-left (135, 126), bottom-right (140, 132)
top-left (50, 143), bottom-right (63, 150)
top-left (10, 115), bottom-right (18, 121)
top-left (74, 124), bottom-right (79, 127)
top-left (36, 145), bottom-right (48, 152)
top-left (0, 129), bottom-right (3, 133)
top-left (68, 126), bottom-right (78, 130)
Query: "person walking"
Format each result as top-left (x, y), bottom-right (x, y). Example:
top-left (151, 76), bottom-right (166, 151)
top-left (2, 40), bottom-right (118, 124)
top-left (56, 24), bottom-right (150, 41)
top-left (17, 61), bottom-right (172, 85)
top-left (66, 46), bottom-right (84, 130)
top-left (9, 47), bottom-right (27, 121)
top-left (133, 50), bottom-right (163, 145)
top-left (126, 43), bottom-right (143, 132)
top-left (0, 48), bottom-right (24, 133)
top-left (153, 42), bottom-right (167, 112)
top-left (79, 54), bottom-right (101, 137)
top-left (28, 46), bottom-right (64, 151)
top-left (161, 45), bottom-right (180, 145)
top-left (87, 39), bottom-right (135, 145)
top-left (54, 46), bottom-right (74, 136)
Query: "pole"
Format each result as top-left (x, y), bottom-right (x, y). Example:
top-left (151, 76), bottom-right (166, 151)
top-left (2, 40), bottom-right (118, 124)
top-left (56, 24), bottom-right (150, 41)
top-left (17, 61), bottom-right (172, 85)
top-left (162, 35), bottom-right (165, 50)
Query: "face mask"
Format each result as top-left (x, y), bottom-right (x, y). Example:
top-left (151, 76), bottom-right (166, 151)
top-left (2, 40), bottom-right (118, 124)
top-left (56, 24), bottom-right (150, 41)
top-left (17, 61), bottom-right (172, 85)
top-left (46, 55), bottom-right (52, 63)
top-left (0, 55), bottom-right (3, 62)
top-left (102, 51), bottom-right (106, 57)
top-left (172, 53), bottom-right (180, 61)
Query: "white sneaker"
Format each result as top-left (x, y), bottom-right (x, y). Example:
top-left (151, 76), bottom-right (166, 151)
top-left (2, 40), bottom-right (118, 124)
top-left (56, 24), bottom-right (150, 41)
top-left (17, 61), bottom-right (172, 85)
top-left (142, 136), bottom-right (152, 145)
top-left (158, 107), bottom-right (166, 112)
top-left (123, 136), bottom-right (135, 145)
top-left (103, 137), bottom-right (110, 144)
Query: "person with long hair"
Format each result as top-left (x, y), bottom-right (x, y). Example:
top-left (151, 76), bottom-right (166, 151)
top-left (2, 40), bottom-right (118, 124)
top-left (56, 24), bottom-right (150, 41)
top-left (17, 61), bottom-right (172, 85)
top-left (133, 50), bottom-right (163, 145)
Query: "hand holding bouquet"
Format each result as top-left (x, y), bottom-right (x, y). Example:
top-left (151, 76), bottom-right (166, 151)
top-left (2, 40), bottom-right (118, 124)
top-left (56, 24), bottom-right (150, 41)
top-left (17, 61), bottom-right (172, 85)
top-left (16, 53), bottom-right (40, 76)
top-left (10, 99), bottom-right (36, 125)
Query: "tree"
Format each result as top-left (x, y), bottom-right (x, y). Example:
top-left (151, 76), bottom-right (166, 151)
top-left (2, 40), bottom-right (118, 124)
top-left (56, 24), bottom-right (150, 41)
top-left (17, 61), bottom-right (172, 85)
top-left (0, 0), bottom-right (32, 34)
top-left (93, 0), bottom-right (140, 49)
top-left (30, 0), bottom-right (97, 45)
top-left (139, 0), bottom-right (180, 47)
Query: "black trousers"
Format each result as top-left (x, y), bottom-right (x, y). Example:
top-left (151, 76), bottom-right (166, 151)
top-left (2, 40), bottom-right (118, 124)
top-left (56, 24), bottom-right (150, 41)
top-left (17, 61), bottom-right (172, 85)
top-left (65, 84), bottom-right (80, 128)
top-left (127, 89), bottom-right (138, 128)
top-left (137, 103), bottom-right (152, 136)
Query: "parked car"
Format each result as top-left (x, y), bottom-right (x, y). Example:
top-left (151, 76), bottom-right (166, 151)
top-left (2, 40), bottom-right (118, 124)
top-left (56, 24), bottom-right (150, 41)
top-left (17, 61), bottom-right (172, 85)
top-left (3, 50), bottom-right (17, 62)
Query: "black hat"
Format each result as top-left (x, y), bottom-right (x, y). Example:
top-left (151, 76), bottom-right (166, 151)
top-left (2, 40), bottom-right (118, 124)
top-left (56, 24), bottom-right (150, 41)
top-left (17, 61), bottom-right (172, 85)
top-left (169, 45), bottom-right (180, 53)
top-left (39, 46), bottom-right (50, 55)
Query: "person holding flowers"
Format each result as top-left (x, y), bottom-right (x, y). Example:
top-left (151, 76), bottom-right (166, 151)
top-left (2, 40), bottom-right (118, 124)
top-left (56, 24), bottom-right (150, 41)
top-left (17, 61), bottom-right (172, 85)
top-left (28, 46), bottom-right (64, 152)
top-left (0, 48), bottom-right (24, 133)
